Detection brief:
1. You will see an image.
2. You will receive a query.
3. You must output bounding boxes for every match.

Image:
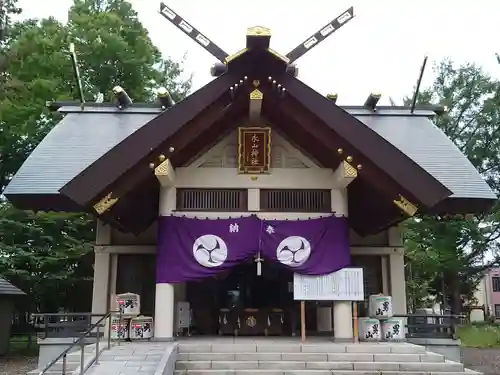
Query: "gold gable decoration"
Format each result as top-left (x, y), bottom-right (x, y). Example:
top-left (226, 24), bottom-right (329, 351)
top-left (93, 192), bottom-right (119, 214)
top-left (154, 158), bottom-right (172, 176)
top-left (250, 89), bottom-right (263, 100)
top-left (343, 161), bottom-right (358, 178)
top-left (225, 48), bottom-right (248, 64)
top-left (238, 127), bottom-right (271, 174)
top-left (393, 195), bottom-right (418, 216)
top-left (247, 26), bottom-right (271, 37)
top-left (267, 48), bottom-right (290, 63)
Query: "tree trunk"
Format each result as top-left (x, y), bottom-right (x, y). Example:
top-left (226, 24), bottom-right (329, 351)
top-left (448, 274), bottom-right (462, 314)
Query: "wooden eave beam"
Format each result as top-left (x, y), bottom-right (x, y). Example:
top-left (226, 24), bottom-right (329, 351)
top-left (348, 178), bottom-right (406, 236)
top-left (263, 101), bottom-right (405, 234)
top-left (177, 98), bottom-right (249, 167)
top-left (276, 95), bottom-right (419, 217)
top-left (104, 179), bottom-right (160, 234)
top-left (90, 97), bottom-right (249, 231)
top-left (262, 85), bottom-right (408, 198)
top-left (60, 72), bottom-right (241, 208)
top-left (86, 92), bottom-right (240, 217)
top-left (276, 73), bottom-right (452, 208)
top-left (261, 86), bottom-right (419, 231)
top-left (261, 100), bottom-right (331, 167)
top-left (332, 161), bottom-right (357, 189)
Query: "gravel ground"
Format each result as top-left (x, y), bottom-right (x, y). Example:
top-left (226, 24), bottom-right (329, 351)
top-left (0, 356), bottom-right (37, 375)
top-left (462, 348), bottom-right (500, 375)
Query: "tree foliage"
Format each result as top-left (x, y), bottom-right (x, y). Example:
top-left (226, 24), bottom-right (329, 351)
top-left (0, 0), bottom-right (22, 41)
top-left (404, 60), bottom-right (500, 313)
top-left (0, 0), bottom-right (191, 311)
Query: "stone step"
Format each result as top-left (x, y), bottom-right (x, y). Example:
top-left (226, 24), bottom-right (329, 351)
top-left (177, 343), bottom-right (428, 354)
top-left (176, 352), bottom-right (445, 362)
top-left (26, 343), bottom-right (107, 375)
top-left (175, 360), bottom-right (464, 372)
top-left (174, 370), bottom-right (479, 375)
top-left (45, 361), bottom-right (80, 370)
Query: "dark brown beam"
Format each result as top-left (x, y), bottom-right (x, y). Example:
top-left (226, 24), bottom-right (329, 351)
top-left (286, 6), bottom-right (354, 63)
top-left (110, 178), bottom-right (160, 234)
top-left (61, 72), bottom-right (241, 207)
top-left (176, 99), bottom-right (249, 167)
top-left (262, 101), bottom-right (332, 168)
top-left (262, 84), bottom-right (418, 206)
top-left (277, 73), bottom-right (452, 207)
top-left (347, 177), bottom-right (405, 236)
top-left (262, 88), bottom-right (413, 234)
top-left (91, 97), bottom-right (238, 214)
top-left (227, 49), bottom-right (288, 79)
top-left (159, 2), bottom-right (228, 62)
top-left (94, 94), bottom-right (250, 231)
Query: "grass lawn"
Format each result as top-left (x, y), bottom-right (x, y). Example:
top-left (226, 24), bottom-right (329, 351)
top-left (459, 324), bottom-right (500, 348)
top-left (7, 335), bottom-right (39, 357)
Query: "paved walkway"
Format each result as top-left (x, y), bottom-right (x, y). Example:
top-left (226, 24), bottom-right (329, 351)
top-left (86, 341), bottom-right (170, 375)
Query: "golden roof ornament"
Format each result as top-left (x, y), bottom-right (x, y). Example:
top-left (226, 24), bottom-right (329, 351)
top-left (247, 26), bottom-right (271, 37)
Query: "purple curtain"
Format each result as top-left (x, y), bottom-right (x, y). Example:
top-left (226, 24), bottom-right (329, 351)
top-left (157, 215), bottom-right (351, 283)
top-left (156, 215), bottom-right (261, 283)
top-left (260, 216), bottom-right (351, 275)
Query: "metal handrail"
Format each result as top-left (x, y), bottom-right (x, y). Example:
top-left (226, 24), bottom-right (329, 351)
top-left (394, 314), bottom-right (462, 340)
top-left (33, 312), bottom-right (108, 339)
top-left (38, 311), bottom-right (117, 375)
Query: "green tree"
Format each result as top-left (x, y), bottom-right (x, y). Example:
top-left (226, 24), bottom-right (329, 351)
top-left (0, 0), bottom-right (192, 311)
top-left (67, 0), bottom-right (191, 102)
top-left (404, 60), bottom-right (500, 314)
top-left (0, 0), bottom-right (21, 41)
top-left (0, 17), bottom-right (72, 190)
top-left (0, 204), bottom-right (95, 311)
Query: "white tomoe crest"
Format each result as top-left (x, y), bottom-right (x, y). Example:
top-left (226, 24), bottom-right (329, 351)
top-left (192, 234), bottom-right (228, 267)
top-left (276, 236), bottom-right (311, 267)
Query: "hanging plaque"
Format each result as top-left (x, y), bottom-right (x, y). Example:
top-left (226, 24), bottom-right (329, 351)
top-left (238, 127), bottom-right (271, 174)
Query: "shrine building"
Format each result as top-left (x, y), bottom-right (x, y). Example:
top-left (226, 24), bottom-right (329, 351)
top-left (4, 16), bottom-right (496, 341)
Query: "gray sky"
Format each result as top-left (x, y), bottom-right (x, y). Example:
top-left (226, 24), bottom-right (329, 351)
top-left (17, 0), bottom-right (500, 105)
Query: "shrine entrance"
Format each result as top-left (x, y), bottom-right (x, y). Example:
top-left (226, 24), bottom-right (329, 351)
top-left (186, 260), bottom-right (311, 336)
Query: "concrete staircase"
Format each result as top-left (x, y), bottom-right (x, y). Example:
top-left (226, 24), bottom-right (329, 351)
top-left (174, 339), bottom-right (481, 375)
top-left (27, 341), bottom-right (105, 375)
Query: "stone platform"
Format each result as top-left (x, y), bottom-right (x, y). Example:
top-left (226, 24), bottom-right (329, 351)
top-left (174, 337), bottom-right (482, 375)
top-left (31, 337), bottom-right (483, 375)
top-left (86, 342), bottom-right (173, 375)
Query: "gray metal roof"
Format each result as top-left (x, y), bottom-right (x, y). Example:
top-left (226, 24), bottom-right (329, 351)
top-left (0, 278), bottom-right (25, 296)
top-left (54, 103), bottom-right (437, 117)
top-left (4, 111), bottom-right (157, 196)
top-left (357, 115), bottom-right (497, 200)
top-left (5, 105), bottom-right (495, 204)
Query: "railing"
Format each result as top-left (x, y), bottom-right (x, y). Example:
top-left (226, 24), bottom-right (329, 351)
top-left (38, 311), bottom-right (116, 375)
top-left (395, 314), bottom-right (465, 340)
top-left (33, 312), bottom-right (109, 339)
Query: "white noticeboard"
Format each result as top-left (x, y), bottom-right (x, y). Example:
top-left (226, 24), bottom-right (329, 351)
top-left (293, 268), bottom-right (364, 301)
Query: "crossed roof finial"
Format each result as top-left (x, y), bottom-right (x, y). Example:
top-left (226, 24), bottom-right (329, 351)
top-left (158, 2), bottom-right (354, 75)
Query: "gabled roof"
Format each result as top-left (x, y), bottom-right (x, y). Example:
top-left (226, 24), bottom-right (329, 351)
top-left (0, 278), bottom-right (26, 296)
top-left (4, 49), bottom-right (496, 235)
top-left (60, 73), bottom-right (238, 207)
top-left (4, 108), bottom-right (158, 211)
top-left (361, 114), bottom-right (496, 201)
